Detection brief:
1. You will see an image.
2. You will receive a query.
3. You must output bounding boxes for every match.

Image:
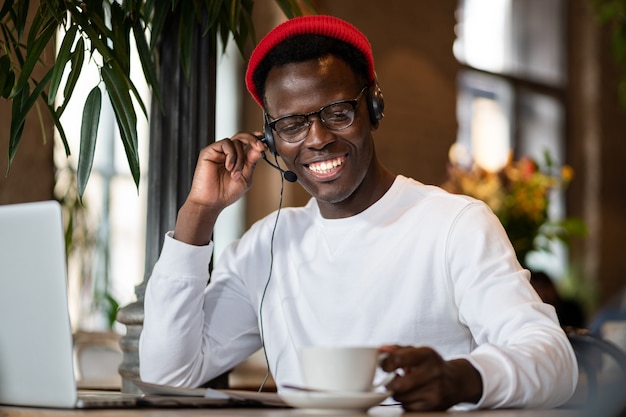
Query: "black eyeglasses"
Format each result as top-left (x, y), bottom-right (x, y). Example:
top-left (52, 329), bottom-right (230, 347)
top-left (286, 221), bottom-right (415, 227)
top-left (266, 87), bottom-right (368, 143)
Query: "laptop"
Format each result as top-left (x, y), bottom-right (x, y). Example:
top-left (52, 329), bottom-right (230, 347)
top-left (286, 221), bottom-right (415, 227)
top-left (0, 200), bottom-right (139, 408)
top-left (0, 200), bottom-right (285, 409)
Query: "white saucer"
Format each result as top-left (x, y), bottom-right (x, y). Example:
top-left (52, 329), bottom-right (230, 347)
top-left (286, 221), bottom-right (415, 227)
top-left (278, 389), bottom-right (391, 413)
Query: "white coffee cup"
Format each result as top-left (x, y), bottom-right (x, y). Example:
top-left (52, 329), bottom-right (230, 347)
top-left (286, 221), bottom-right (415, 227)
top-left (299, 346), bottom-right (388, 392)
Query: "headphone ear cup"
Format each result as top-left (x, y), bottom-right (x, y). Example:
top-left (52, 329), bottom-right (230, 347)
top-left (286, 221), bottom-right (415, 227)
top-left (367, 82), bottom-right (385, 124)
top-left (263, 117), bottom-right (277, 155)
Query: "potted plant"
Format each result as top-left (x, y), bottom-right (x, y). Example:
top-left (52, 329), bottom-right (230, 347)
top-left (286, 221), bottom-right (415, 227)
top-left (442, 147), bottom-right (587, 267)
top-left (1, 0), bottom-right (311, 197)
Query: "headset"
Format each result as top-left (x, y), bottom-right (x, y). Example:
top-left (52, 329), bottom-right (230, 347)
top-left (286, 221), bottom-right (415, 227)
top-left (262, 80), bottom-right (385, 156)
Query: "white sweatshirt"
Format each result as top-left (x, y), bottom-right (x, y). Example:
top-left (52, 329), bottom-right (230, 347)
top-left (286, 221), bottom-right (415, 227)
top-left (140, 175), bottom-right (577, 409)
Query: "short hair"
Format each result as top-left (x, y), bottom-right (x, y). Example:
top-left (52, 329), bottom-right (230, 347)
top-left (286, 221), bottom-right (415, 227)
top-left (246, 15), bottom-right (376, 108)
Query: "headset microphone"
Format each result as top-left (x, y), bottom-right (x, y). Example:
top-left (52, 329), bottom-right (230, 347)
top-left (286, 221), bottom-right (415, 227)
top-left (261, 151), bottom-right (298, 183)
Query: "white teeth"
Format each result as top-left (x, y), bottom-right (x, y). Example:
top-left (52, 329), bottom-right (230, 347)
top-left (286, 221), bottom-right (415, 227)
top-left (309, 157), bottom-right (343, 174)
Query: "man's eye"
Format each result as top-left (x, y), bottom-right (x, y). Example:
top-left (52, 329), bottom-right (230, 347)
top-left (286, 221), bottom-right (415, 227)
top-left (278, 119), bottom-right (305, 133)
top-left (328, 112), bottom-right (350, 120)
top-left (325, 108), bottom-right (351, 122)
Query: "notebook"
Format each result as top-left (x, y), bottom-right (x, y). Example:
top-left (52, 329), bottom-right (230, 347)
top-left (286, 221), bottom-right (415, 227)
top-left (0, 200), bottom-right (284, 409)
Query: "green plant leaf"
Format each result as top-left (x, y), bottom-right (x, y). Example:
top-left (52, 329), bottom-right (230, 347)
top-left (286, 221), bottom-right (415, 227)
top-left (101, 64), bottom-right (140, 188)
top-left (274, 0), bottom-right (315, 18)
top-left (48, 24), bottom-right (78, 105)
top-left (25, 0), bottom-right (43, 46)
top-left (109, 1), bottom-right (131, 76)
top-left (0, 22), bottom-right (25, 69)
top-left (231, 4), bottom-right (253, 54)
top-left (0, 54), bottom-right (14, 97)
top-left (38, 88), bottom-right (70, 157)
top-left (205, 0), bottom-right (223, 31)
top-left (8, 68), bottom-right (53, 172)
top-left (59, 37), bottom-right (85, 117)
top-left (13, 14), bottom-right (56, 98)
top-left (126, 0), bottom-right (142, 16)
top-left (178, 0), bottom-right (195, 81)
top-left (219, 20), bottom-right (231, 53)
top-left (69, 3), bottom-right (147, 120)
top-left (8, 95), bottom-right (27, 172)
top-left (67, 6), bottom-right (114, 64)
top-left (47, 102), bottom-right (71, 157)
top-left (127, 74), bottom-right (149, 119)
top-left (1, 69), bottom-right (15, 98)
top-left (40, 0), bottom-right (66, 25)
top-left (148, 0), bottom-right (170, 50)
top-left (78, 86), bottom-right (102, 198)
top-left (103, 292), bottom-right (120, 332)
top-left (191, 0), bottom-right (204, 25)
top-left (81, 5), bottom-right (114, 41)
top-left (132, 19), bottom-right (162, 108)
top-left (143, 0), bottom-right (156, 18)
top-left (34, 99), bottom-right (47, 145)
top-left (0, 0), bottom-right (14, 21)
top-left (15, 0), bottom-right (29, 40)
top-left (229, 0), bottom-right (239, 33)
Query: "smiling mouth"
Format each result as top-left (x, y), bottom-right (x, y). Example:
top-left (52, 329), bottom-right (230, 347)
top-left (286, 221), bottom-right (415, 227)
top-left (307, 156), bottom-right (345, 175)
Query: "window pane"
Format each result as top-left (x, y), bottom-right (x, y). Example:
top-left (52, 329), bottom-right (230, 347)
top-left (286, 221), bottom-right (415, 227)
top-left (518, 90), bottom-right (564, 167)
top-left (454, 0), bottom-right (511, 74)
top-left (456, 70), bottom-right (513, 171)
top-left (510, 0), bottom-right (566, 85)
top-left (455, 0), bottom-right (565, 86)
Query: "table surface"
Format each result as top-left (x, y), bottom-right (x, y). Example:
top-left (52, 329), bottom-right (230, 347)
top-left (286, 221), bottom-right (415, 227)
top-left (0, 385), bottom-right (598, 417)
top-left (0, 405), bottom-right (591, 417)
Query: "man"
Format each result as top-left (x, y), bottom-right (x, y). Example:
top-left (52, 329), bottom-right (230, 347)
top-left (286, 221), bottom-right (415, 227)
top-left (139, 15), bottom-right (577, 411)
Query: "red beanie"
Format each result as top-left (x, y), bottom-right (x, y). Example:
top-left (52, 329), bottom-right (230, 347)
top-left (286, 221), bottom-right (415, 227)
top-left (245, 15), bottom-right (376, 108)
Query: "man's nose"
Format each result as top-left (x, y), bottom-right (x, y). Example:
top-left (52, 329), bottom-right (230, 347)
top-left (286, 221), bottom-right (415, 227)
top-left (305, 116), bottom-right (335, 149)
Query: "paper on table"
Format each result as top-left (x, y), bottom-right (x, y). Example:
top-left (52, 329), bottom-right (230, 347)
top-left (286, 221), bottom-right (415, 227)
top-left (133, 380), bottom-right (287, 407)
top-left (134, 380), bottom-right (207, 397)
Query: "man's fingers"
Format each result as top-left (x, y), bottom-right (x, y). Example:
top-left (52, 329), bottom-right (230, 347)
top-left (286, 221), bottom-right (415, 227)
top-left (210, 136), bottom-right (263, 178)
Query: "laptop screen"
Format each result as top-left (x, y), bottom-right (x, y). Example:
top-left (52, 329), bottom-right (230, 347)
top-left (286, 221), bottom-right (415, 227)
top-left (0, 201), bottom-right (79, 407)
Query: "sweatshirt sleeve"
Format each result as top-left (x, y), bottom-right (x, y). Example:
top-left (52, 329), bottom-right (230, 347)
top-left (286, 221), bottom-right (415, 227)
top-left (447, 202), bottom-right (578, 409)
top-left (139, 232), bottom-right (213, 386)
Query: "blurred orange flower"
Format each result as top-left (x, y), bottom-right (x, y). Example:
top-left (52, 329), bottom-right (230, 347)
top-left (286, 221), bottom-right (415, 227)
top-left (442, 149), bottom-right (586, 266)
